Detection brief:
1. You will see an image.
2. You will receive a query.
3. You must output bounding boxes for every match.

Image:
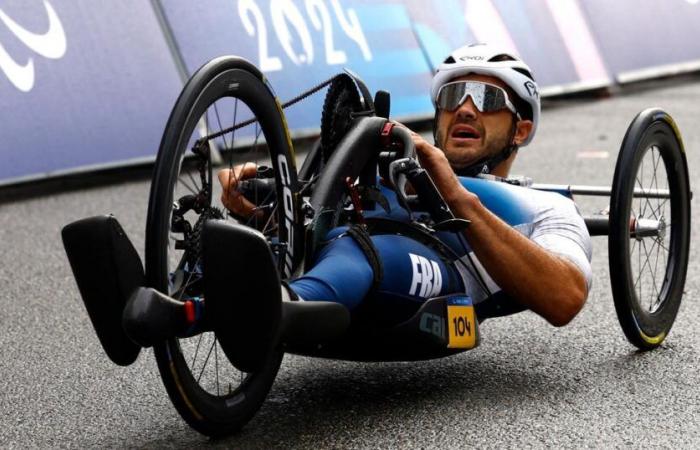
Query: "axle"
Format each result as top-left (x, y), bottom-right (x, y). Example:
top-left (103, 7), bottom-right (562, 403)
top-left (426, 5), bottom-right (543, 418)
top-left (532, 184), bottom-right (671, 199)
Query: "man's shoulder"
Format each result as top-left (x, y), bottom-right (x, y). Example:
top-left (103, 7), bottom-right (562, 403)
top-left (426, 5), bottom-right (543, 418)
top-left (458, 176), bottom-right (579, 225)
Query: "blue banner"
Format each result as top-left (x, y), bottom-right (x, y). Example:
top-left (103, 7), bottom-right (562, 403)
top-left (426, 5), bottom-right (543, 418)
top-left (579, 0), bottom-right (700, 81)
top-left (0, 0), bottom-right (182, 184)
top-left (3, 0), bottom-right (700, 185)
top-left (403, 0), bottom-right (611, 94)
top-left (160, 0), bottom-right (434, 132)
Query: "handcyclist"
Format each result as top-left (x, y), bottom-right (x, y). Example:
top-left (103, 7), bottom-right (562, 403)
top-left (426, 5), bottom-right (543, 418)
top-left (219, 43), bottom-right (592, 327)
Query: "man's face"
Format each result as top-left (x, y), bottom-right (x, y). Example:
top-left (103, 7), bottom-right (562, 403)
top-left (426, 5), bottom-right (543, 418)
top-left (435, 74), bottom-right (518, 171)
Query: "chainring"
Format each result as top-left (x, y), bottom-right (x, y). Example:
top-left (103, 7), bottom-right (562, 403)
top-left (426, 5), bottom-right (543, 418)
top-left (320, 74), bottom-right (364, 163)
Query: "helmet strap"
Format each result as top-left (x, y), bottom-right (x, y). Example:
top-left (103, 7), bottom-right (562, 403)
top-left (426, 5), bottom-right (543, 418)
top-left (432, 111), bottom-right (439, 144)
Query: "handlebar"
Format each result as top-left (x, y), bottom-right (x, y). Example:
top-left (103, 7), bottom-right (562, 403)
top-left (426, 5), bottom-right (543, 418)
top-left (237, 165), bottom-right (276, 206)
top-left (234, 120), bottom-right (468, 233)
top-left (383, 124), bottom-right (469, 231)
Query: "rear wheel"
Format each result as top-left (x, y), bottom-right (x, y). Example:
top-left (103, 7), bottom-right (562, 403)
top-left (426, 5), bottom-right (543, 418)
top-left (146, 56), bottom-right (303, 436)
top-left (609, 109), bottom-right (690, 350)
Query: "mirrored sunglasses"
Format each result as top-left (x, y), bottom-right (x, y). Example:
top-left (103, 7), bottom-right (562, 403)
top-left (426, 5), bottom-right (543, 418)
top-left (436, 81), bottom-right (518, 116)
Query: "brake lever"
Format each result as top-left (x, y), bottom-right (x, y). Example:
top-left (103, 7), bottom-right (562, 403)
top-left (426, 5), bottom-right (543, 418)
top-left (390, 157), bottom-right (470, 232)
top-left (388, 157), bottom-right (414, 220)
top-left (385, 123), bottom-right (470, 233)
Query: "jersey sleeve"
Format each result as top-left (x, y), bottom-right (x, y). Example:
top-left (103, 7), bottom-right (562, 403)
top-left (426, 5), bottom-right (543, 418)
top-left (529, 199), bottom-right (594, 293)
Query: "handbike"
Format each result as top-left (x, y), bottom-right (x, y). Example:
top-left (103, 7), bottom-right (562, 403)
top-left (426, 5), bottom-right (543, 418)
top-left (62, 55), bottom-right (691, 437)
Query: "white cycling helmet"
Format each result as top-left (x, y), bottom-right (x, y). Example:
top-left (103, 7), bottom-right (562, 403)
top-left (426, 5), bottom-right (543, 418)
top-left (430, 43), bottom-right (540, 146)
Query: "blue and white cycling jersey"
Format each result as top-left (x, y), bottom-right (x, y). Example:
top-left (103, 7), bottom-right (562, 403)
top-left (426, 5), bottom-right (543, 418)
top-left (438, 177), bottom-right (593, 304)
top-left (289, 176), bottom-right (593, 315)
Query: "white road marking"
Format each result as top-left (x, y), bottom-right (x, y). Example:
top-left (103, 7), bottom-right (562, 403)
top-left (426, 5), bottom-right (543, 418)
top-left (576, 150), bottom-right (609, 159)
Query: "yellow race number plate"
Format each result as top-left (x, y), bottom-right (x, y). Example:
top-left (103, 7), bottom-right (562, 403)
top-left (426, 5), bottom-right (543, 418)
top-left (447, 304), bottom-right (477, 349)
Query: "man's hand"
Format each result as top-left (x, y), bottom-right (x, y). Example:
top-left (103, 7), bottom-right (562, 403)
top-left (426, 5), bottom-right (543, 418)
top-left (393, 122), bottom-right (472, 206)
top-left (217, 163), bottom-right (260, 219)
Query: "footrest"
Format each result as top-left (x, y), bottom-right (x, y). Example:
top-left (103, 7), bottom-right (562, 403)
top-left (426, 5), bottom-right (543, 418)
top-left (203, 220), bottom-right (281, 373)
top-left (62, 215), bottom-right (143, 366)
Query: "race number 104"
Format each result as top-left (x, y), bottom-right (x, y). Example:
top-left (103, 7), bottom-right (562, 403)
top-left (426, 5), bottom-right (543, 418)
top-left (238, 0), bottom-right (373, 72)
top-left (447, 305), bottom-right (476, 349)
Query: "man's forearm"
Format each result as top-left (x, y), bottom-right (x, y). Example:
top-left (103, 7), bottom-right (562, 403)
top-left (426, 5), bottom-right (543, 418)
top-left (450, 191), bottom-right (587, 326)
top-left (408, 133), bottom-right (587, 325)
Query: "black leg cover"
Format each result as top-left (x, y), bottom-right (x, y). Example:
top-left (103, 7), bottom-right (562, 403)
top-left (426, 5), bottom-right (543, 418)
top-left (62, 215), bottom-right (143, 366)
top-left (203, 220), bottom-right (281, 373)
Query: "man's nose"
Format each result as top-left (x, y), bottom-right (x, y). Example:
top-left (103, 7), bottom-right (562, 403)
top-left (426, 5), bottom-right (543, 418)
top-left (455, 95), bottom-right (479, 119)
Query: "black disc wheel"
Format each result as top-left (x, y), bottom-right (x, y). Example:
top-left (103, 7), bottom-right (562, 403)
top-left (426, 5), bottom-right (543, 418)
top-left (609, 108), bottom-right (690, 350)
top-left (146, 56), bottom-right (303, 436)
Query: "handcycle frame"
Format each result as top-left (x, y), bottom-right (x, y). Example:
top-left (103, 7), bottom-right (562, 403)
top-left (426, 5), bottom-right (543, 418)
top-left (61, 55), bottom-right (690, 437)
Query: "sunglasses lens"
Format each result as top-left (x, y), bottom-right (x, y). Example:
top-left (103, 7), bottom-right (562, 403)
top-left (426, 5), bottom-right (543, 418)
top-left (482, 86), bottom-right (507, 112)
top-left (437, 83), bottom-right (474, 111)
top-left (437, 82), bottom-right (510, 113)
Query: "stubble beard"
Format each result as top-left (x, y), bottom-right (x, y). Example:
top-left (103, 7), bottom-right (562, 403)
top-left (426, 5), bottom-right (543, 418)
top-left (436, 125), bottom-right (512, 171)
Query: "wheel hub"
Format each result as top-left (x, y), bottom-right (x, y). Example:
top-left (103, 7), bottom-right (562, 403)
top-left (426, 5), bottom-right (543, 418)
top-left (632, 216), bottom-right (666, 240)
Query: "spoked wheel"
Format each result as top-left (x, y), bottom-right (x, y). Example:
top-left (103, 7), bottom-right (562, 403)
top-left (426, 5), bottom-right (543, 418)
top-left (146, 56), bottom-right (304, 436)
top-left (609, 108), bottom-right (691, 350)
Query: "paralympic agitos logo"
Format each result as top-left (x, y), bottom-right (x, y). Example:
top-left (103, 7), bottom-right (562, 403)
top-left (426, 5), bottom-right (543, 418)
top-left (0, 0), bottom-right (66, 92)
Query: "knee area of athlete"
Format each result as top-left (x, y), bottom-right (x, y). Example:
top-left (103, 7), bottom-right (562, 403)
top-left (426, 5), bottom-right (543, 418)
top-left (286, 237), bottom-right (375, 309)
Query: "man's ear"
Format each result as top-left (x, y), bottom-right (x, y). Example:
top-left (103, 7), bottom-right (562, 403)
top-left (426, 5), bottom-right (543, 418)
top-left (513, 120), bottom-right (534, 146)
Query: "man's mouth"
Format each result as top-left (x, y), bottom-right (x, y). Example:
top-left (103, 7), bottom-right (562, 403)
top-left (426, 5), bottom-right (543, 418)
top-left (450, 124), bottom-right (481, 142)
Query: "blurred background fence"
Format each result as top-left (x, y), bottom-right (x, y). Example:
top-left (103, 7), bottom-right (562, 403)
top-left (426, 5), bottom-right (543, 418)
top-left (2, 0), bottom-right (700, 185)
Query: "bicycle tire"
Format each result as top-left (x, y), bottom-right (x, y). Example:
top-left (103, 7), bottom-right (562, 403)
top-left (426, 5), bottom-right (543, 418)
top-left (609, 108), bottom-right (690, 350)
top-left (146, 56), bottom-right (302, 436)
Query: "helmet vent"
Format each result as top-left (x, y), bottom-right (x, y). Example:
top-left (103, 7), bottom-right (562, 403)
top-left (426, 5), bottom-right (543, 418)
top-left (513, 67), bottom-right (534, 81)
top-left (487, 54), bottom-right (516, 62)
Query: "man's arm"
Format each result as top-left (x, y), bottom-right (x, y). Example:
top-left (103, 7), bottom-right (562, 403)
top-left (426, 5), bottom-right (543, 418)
top-left (409, 131), bottom-right (588, 327)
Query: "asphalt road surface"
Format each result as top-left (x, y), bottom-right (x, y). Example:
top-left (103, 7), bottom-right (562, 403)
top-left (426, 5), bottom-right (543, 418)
top-left (2, 75), bottom-right (700, 448)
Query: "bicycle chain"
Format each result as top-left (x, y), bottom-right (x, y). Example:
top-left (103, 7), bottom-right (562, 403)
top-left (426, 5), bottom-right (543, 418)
top-left (201, 74), bottom-right (345, 142)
